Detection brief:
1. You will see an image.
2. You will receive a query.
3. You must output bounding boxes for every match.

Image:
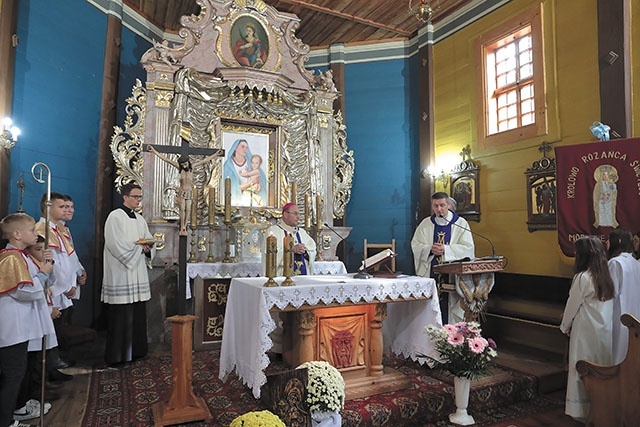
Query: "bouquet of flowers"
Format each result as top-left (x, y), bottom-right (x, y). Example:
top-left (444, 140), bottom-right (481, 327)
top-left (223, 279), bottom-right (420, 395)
top-left (230, 410), bottom-right (286, 427)
top-left (425, 321), bottom-right (498, 380)
top-left (297, 360), bottom-right (345, 417)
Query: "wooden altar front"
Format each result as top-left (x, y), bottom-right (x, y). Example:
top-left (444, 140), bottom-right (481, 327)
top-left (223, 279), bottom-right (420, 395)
top-left (433, 257), bottom-right (505, 322)
top-left (188, 261), bottom-right (347, 349)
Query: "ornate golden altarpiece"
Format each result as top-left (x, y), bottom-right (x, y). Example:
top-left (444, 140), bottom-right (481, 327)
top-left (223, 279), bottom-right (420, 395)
top-left (110, 0), bottom-right (354, 343)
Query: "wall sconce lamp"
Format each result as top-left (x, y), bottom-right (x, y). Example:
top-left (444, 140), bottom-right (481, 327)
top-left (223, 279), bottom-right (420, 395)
top-left (424, 165), bottom-right (449, 187)
top-left (0, 117), bottom-right (20, 150)
top-left (408, 0), bottom-right (440, 23)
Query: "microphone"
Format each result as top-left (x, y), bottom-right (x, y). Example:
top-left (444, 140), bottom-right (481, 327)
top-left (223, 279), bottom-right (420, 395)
top-left (322, 223), bottom-right (367, 272)
top-left (438, 214), bottom-right (500, 260)
top-left (323, 223), bottom-right (345, 243)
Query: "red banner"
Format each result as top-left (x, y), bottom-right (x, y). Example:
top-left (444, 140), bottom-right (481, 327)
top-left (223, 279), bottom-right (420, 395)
top-left (555, 138), bottom-right (640, 256)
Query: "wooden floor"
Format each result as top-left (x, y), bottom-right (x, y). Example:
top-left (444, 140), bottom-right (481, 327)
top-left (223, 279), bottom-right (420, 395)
top-left (23, 335), bottom-right (584, 427)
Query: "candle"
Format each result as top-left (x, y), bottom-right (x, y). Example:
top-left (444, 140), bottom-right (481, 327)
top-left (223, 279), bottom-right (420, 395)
top-left (266, 233), bottom-right (277, 277)
top-left (224, 177), bottom-right (231, 222)
top-left (290, 181), bottom-right (298, 204)
top-left (304, 194), bottom-right (311, 229)
top-left (208, 187), bottom-right (216, 226)
top-left (315, 195), bottom-right (322, 227)
top-left (283, 234), bottom-right (294, 278)
top-left (191, 187), bottom-right (198, 227)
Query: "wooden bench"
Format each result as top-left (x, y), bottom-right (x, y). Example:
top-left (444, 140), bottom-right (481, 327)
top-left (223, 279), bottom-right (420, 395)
top-left (576, 314), bottom-right (640, 427)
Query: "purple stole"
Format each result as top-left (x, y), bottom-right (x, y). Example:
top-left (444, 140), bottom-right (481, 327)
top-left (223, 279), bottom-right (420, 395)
top-left (429, 212), bottom-right (460, 277)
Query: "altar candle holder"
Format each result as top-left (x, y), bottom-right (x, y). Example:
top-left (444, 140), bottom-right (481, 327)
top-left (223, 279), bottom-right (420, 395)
top-left (304, 193), bottom-right (311, 231)
top-left (264, 234), bottom-right (278, 287)
top-left (281, 234), bottom-right (294, 286)
top-left (315, 195), bottom-right (325, 261)
top-left (206, 188), bottom-right (216, 263)
top-left (224, 177), bottom-right (231, 223)
top-left (223, 219), bottom-right (233, 263)
top-left (189, 188), bottom-right (198, 263)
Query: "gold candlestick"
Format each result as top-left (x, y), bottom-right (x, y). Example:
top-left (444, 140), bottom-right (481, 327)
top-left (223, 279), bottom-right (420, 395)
top-left (223, 219), bottom-right (233, 263)
top-left (224, 177), bottom-right (231, 222)
top-left (315, 195), bottom-right (322, 228)
top-left (264, 234), bottom-right (278, 287)
top-left (282, 234), bottom-right (294, 286)
top-left (206, 187), bottom-right (216, 262)
top-left (304, 194), bottom-right (311, 230)
top-left (189, 188), bottom-right (198, 263)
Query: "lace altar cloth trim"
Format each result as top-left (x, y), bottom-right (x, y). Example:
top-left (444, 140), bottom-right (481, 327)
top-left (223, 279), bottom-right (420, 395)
top-left (187, 261), bottom-right (347, 279)
top-left (219, 274), bottom-right (440, 398)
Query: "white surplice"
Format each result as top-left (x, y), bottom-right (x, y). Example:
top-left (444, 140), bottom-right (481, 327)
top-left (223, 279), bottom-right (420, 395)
top-left (560, 271), bottom-right (613, 420)
top-left (609, 252), bottom-right (640, 365)
top-left (101, 208), bottom-right (155, 304)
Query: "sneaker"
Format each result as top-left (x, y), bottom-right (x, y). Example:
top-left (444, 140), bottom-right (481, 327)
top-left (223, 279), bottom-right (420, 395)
top-left (13, 399), bottom-right (52, 421)
top-left (10, 421), bottom-right (33, 427)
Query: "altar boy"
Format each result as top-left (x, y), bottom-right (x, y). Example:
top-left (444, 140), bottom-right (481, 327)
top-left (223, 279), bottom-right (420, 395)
top-left (0, 213), bottom-right (54, 427)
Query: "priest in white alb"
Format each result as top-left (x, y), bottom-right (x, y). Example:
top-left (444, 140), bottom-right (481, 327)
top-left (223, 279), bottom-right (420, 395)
top-left (411, 192), bottom-right (475, 322)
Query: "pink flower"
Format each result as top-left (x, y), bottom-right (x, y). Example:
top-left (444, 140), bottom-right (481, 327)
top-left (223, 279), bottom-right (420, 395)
top-left (468, 337), bottom-right (488, 354)
top-left (447, 333), bottom-right (465, 346)
top-left (444, 324), bottom-right (457, 333)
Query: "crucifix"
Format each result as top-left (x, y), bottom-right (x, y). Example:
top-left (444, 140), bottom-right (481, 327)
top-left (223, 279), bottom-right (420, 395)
top-left (143, 122), bottom-right (224, 315)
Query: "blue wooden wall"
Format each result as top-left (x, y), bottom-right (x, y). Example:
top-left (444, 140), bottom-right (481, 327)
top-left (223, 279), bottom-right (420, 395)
top-left (342, 57), bottom-right (420, 274)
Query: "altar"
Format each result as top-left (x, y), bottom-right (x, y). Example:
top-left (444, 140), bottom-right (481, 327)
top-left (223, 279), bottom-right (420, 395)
top-left (188, 261), bottom-right (347, 349)
top-left (219, 274), bottom-right (442, 399)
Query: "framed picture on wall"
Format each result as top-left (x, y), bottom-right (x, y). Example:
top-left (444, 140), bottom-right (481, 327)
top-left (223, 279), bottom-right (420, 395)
top-left (220, 122), bottom-right (278, 209)
top-left (450, 159), bottom-right (480, 222)
top-left (525, 156), bottom-right (557, 232)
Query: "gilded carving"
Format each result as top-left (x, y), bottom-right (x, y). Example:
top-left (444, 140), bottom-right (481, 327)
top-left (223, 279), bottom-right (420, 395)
top-left (206, 314), bottom-right (225, 337)
top-left (153, 232), bottom-right (165, 251)
top-left (333, 111), bottom-right (353, 219)
top-left (207, 282), bottom-right (228, 305)
top-left (154, 90), bottom-right (174, 108)
top-left (110, 79), bottom-right (146, 192)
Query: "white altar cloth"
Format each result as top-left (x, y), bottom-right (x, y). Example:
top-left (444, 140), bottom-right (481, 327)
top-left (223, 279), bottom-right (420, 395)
top-left (219, 274), bottom-right (441, 398)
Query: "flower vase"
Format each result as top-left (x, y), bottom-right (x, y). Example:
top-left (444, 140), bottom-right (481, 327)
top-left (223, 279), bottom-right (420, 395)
top-left (311, 411), bottom-right (342, 427)
top-left (449, 376), bottom-right (475, 425)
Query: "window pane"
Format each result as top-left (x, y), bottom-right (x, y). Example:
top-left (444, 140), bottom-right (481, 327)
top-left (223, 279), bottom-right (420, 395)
top-left (520, 64), bottom-right (533, 78)
top-left (521, 99), bottom-right (533, 113)
top-left (522, 113), bottom-right (535, 125)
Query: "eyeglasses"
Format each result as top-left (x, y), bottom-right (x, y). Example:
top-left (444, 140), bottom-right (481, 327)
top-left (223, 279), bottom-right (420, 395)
top-left (284, 211), bottom-right (300, 216)
top-left (128, 195), bottom-right (143, 200)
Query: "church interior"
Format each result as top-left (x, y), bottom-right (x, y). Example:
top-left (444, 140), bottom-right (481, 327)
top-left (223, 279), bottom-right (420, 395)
top-left (0, 0), bottom-right (638, 426)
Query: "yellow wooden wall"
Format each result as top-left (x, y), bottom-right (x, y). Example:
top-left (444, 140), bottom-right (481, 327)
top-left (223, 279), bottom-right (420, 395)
top-left (432, 0), bottom-right (615, 277)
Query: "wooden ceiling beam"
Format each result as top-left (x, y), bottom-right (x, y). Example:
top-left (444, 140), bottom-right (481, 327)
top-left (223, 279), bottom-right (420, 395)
top-left (275, 0), bottom-right (412, 37)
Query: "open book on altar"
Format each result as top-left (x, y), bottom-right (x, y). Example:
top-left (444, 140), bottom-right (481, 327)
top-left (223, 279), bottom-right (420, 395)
top-left (360, 248), bottom-right (396, 271)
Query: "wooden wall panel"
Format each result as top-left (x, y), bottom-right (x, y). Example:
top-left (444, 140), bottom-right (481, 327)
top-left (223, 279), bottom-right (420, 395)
top-left (432, 0), bottom-right (602, 279)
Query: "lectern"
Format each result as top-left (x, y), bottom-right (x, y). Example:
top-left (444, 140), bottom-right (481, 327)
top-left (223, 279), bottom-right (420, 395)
top-left (433, 257), bottom-right (504, 322)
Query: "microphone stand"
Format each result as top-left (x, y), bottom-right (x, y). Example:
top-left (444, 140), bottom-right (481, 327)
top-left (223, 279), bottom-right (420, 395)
top-left (324, 223), bottom-right (371, 278)
top-left (438, 214), bottom-right (500, 260)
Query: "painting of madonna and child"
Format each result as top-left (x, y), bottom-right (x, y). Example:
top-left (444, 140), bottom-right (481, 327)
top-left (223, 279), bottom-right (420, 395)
top-left (222, 131), bottom-right (271, 208)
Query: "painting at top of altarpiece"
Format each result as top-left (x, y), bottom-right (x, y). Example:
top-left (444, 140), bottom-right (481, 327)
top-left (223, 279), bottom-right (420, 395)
top-left (555, 138), bottom-right (640, 257)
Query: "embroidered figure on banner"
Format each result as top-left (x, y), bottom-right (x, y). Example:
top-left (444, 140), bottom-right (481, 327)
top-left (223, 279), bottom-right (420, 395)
top-left (593, 164), bottom-right (619, 228)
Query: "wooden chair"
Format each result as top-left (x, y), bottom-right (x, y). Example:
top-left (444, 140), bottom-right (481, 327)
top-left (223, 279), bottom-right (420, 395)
top-left (576, 313), bottom-right (640, 427)
top-left (363, 238), bottom-right (396, 273)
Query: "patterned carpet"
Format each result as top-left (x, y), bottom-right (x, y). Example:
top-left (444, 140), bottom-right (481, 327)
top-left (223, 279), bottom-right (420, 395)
top-left (82, 349), bottom-right (563, 426)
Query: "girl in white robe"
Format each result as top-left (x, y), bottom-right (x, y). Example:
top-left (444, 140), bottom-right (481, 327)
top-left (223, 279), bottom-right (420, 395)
top-left (560, 236), bottom-right (615, 422)
top-left (607, 229), bottom-right (640, 365)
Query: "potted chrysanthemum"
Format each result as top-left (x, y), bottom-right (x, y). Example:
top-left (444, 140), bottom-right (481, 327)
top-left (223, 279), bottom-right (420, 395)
top-left (230, 410), bottom-right (286, 427)
top-left (296, 360), bottom-right (345, 427)
top-left (425, 321), bottom-right (498, 426)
